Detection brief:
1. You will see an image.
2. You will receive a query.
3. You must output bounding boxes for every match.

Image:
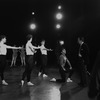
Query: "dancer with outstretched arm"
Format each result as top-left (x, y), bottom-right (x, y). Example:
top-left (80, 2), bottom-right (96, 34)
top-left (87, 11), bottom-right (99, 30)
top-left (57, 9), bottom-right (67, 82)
top-left (38, 40), bottom-right (52, 78)
top-left (21, 34), bottom-right (40, 86)
top-left (0, 35), bottom-right (21, 85)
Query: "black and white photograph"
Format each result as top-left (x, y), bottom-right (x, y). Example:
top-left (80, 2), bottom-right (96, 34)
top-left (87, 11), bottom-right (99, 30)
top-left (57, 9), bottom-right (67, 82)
top-left (0, 0), bottom-right (100, 100)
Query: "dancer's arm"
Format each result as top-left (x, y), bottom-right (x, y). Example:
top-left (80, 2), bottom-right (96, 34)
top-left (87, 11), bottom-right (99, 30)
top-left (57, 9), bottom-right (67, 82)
top-left (5, 44), bottom-right (21, 49)
top-left (29, 46), bottom-right (37, 53)
top-left (30, 43), bottom-right (40, 49)
top-left (28, 43), bottom-right (38, 53)
top-left (39, 46), bottom-right (52, 51)
top-left (43, 48), bottom-right (53, 51)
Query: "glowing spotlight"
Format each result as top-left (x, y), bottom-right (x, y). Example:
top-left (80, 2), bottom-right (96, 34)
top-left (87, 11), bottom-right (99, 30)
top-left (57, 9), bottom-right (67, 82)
top-left (30, 23), bottom-right (36, 30)
top-left (58, 5), bottom-right (62, 9)
top-left (60, 40), bottom-right (64, 45)
top-left (56, 13), bottom-right (63, 20)
top-left (32, 12), bottom-right (35, 15)
top-left (56, 24), bottom-right (61, 29)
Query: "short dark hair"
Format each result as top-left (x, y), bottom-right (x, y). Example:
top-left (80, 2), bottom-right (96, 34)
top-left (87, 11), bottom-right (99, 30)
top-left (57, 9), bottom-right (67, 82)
top-left (41, 39), bottom-right (45, 42)
top-left (79, 37), bottom-right (84, 42)
top-left (59, 40), bottom-right (63, 42)
top-left (26, 34), bottom-right (33, 41)
top-left (0, 35), bottom-right (6, 41)
top-left (62, 48), bottom-right (66, 52)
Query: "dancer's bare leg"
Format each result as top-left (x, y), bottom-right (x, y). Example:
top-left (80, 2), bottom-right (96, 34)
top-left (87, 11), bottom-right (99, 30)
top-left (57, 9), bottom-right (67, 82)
top-left (10, 57), bottom-right (14, 67)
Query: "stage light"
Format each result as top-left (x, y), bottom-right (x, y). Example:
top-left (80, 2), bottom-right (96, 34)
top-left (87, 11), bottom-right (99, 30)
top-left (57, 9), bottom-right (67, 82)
top-left (60, 40), bottom-right (64, 45)
top-left (32, 12), bottom-right (35, 15)
top-left (30, 23), bottom-right (36, 30)
top-left (58, 5), bottom-right (62, 9)
top-left (56, 24), bottom-right (61, 29)
top-left (56, 13), bottom-right (63, 20)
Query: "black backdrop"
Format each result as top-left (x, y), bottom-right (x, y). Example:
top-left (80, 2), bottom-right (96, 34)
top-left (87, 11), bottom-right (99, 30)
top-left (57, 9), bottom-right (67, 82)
top-left (0, 0), bottom-right (100, 71)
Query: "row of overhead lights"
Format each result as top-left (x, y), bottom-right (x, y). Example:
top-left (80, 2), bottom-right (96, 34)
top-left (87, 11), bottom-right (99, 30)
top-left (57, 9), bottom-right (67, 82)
top-left (56, 5), bottom-right (63, 29)
top-left (30, 5), bottom-right (63, 30)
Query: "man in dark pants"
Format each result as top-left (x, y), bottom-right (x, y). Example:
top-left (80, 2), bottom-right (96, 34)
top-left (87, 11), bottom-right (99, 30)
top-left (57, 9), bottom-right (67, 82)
top-left (38, 40), bottom-right (52, 78)
top-left (0, 35), bottom-right (21, 85)
top-left (21, 34), bottom-right (39, 86)
top-left (77, 37), bottom-right (89, 87)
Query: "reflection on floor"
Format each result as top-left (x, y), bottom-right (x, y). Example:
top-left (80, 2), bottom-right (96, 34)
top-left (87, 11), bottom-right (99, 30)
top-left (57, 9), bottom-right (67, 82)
top-left (0, 66), bottom-right (96, 100)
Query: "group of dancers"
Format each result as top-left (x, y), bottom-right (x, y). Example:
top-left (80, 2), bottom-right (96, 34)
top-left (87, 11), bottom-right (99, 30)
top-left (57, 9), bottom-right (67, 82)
top-left (0, 34), bottom-right (52, 86)
top-left (0, 34), bottom-right (89, 87)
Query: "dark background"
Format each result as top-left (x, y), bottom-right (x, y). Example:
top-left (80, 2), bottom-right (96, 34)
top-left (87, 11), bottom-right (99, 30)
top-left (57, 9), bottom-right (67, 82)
top-left (0, 0), bottom-right (100, 71)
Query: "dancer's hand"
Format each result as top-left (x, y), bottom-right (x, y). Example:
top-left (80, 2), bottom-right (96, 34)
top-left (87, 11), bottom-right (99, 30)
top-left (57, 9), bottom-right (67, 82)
top-left (70, 67), bottom-right (72, 70)
top-left (38, 46), bottom-right (41, 49)
top-left (78, 53), bottom-right (82, 57)
top-left (62, 67), bottom-right (66, 71)
top-left (47, 49), bottom-right (53, 51)
top-left (34, 50), bottom-right (37, 53)
top-left (63, 68), bottom-right (66, 71)
top-left (18, 47), bottom-right (22, 49)
top-left (49, 49), bottom-right (53, 51)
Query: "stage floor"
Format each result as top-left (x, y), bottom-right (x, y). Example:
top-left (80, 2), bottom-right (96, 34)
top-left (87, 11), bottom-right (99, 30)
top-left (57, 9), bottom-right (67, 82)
top-left (0, 66), bottom-right (96, 100)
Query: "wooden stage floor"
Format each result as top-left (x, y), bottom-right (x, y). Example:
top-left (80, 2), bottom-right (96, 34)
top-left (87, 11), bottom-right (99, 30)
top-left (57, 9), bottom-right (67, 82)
top-left (0, 66), bottom-right (97, 100)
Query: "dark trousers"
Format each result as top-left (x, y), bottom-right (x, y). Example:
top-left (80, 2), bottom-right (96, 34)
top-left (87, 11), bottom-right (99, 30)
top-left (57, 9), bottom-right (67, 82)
top-left (59, 66), bottom-right (66, 82)
top-left (40, 55), bottom-right (47, 74)
top-left (59, 65), bottom-right (73, 82)
top-left (78, 57), bottom-right (87, 85)
top-left (22, 55), bottom-right (34, 82)
top-left (0, 55), bottom-right (6, 80)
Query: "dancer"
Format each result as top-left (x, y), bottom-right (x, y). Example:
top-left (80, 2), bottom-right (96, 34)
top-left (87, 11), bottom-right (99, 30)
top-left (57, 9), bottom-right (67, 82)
top-left (10, 46), bottom-right (18, 67)
top-left (38, 40), bottom-right (52, 78)
top-left (19, 45), bottom-right (26, 66)
top-left (0, 35), bottom-right (21, 85)
top-left (50, 48), bottom-right (73, 83)
top-left (21, 34), bottom-right (40, 86)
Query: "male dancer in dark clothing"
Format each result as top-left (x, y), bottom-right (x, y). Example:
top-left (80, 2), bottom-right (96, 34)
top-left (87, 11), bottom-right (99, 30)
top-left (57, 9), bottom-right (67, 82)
top-left (77, 37), bottom-right (90, 86)
top-left (0, 35), bottom-right (21, 85)
top-left (38, 40), bottom-right (52, 78)
top-left (21, 34), bottom-right (39, 86)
